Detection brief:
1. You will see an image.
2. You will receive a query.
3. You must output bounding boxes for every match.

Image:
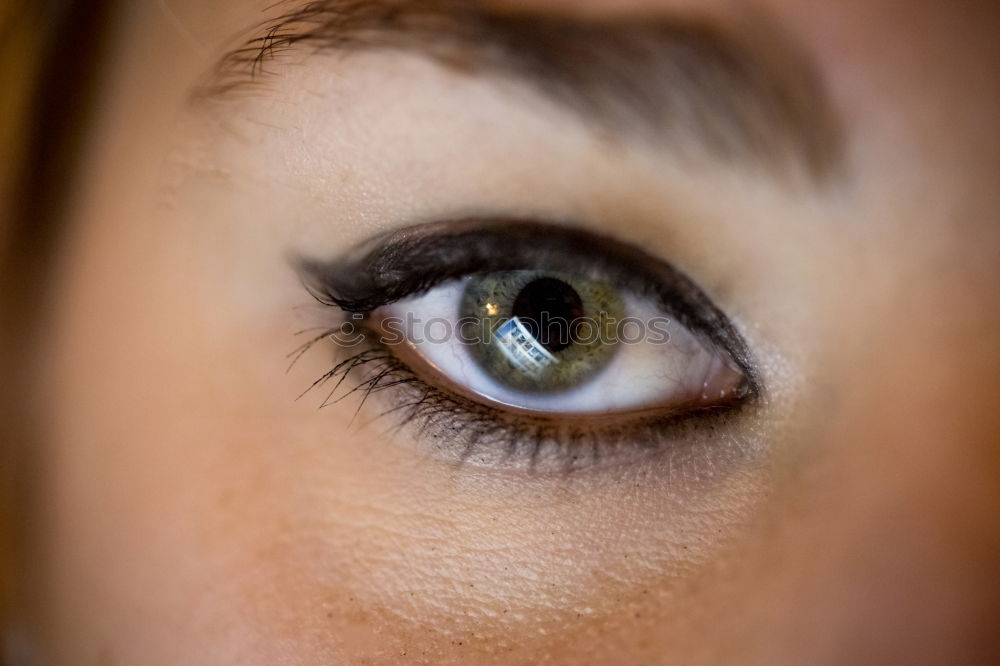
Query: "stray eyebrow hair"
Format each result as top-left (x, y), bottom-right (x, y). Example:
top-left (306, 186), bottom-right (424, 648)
top-left (200, 0), bottom-right (840, 180)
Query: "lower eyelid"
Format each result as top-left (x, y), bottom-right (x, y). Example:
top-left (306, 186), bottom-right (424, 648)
top-left (310, 334), bottom-right (755, 473)
top-left (286, 307), bottom-right (756, 472)
top-left (341, 321), bottom-right (742, 424)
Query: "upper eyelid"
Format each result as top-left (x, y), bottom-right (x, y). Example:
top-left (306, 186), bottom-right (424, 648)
top-left (195, 0), bottom-right (841, 183)
top-left (293, 218), bottom-right (762, 395)
top-left (295, 218), bottom-right (690, 312)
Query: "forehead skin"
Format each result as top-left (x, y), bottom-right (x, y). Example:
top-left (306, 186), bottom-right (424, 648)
top-left (33, 0), bottom-right (1000, 665)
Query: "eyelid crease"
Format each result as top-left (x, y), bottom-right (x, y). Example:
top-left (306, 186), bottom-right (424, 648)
top-left (293, 218), bottom-right (762, 396)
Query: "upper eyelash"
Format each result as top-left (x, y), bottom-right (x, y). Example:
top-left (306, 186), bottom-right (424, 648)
top-left (290, 218), bottom-right (761, 469)
top-left (295, 218), bottom-right (761, 392)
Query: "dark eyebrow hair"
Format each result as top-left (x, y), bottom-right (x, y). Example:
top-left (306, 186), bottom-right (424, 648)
top-left (199, 0), bottom-right (841, 180)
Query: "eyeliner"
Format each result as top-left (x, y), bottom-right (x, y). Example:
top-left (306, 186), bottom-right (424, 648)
top-left (295, 218), bottom-right (761, 394)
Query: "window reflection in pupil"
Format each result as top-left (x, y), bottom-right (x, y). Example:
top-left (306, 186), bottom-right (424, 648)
top-left (511, 277), bottom-right (585, 353)
top-left (461, 270), bottom-right (623, 392)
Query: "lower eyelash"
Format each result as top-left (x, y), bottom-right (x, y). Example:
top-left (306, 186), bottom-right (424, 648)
top-left (292, 330), bottom-right (745, 472)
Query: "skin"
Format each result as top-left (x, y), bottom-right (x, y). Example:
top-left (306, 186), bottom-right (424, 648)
top-left (18, 0), bottom-right (1000, 664)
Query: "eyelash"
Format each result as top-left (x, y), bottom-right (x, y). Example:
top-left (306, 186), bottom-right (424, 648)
top-left (291, 219), bottom-right (758, 470)
top-left (292, 329), bottom-right (745, 471)
top-left (296, 219), bottom-right (758, 388)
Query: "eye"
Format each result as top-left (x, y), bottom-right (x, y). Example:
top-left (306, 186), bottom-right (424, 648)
top-left (373, 270), bottom-right (746, 415)
top-left (295, 219), bottom-right (758, 465)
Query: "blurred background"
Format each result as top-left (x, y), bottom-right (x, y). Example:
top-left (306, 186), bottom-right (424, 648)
top-left (1, 1), bottom-right (116, 661)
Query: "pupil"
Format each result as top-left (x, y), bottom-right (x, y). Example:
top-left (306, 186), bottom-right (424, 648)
top-left (511, 277), bottom-right (585, 353)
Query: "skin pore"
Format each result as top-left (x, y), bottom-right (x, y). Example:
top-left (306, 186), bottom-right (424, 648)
top-left (19, 0), bottom-right (1000, 664)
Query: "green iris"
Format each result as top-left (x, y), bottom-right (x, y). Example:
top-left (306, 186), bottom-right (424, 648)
top-left (460, 271), bottom-right (624, 393)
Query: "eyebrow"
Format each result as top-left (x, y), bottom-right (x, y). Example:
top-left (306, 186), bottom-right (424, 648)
top-left (200, 0), bottom-right (841, 180)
